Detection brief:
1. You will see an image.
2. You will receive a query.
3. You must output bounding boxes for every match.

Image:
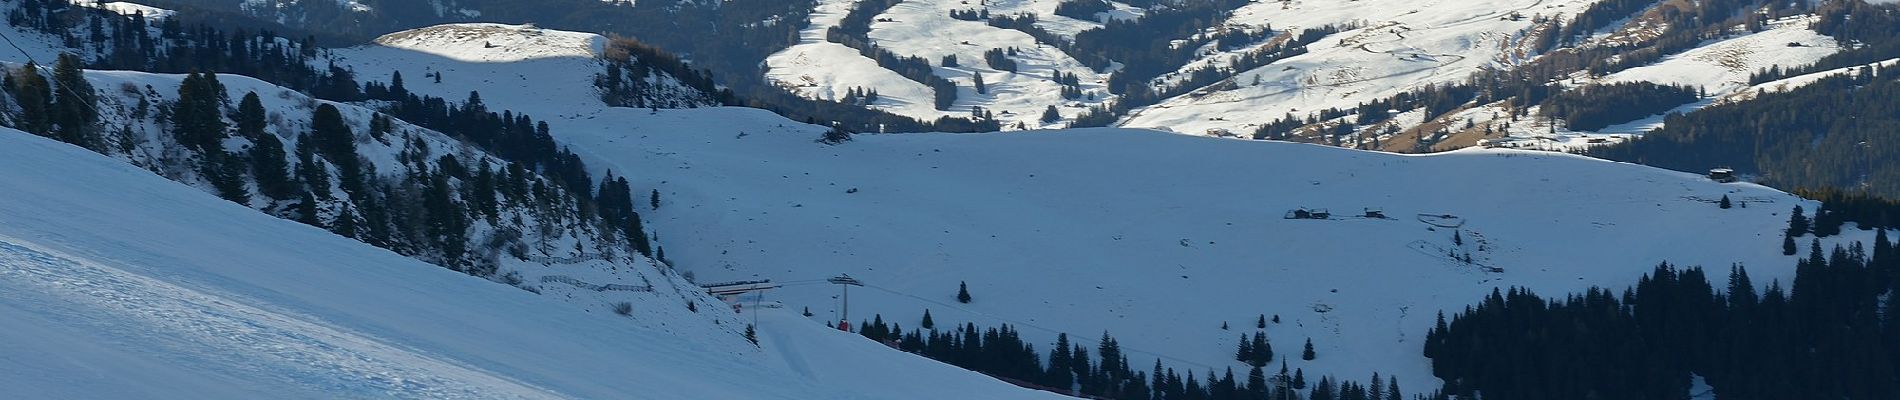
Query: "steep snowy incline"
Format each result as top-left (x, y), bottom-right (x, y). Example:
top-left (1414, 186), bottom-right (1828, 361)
top-left (0, 128), bottom-right (1066, 399)
top-left (541, 107), bottom-right (1832, 391)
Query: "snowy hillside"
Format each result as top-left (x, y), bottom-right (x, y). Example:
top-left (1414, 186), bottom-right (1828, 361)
top-left (331, 23), bottom-right (719, 115)
top-left (764, 0), bottom-right (1115, 128)
top-left (1121, 0), bottom-right (1598, 135)
top-left (1601, 17), bottom-right (1841, 94)
top-left (0, 127), bottom-right (1068, 399)
top-left (542, 109), bottom-right (1849, 391)
top-left (299, 27), bottom-right (1859, 390)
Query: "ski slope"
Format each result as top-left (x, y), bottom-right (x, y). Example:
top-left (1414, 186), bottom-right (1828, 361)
top-left (312, 25), bottom-right (1855, 390)
top-left (0, 127), bottom-right (1067, 399)
top-left (541, 108), bottom-right (1840, 391)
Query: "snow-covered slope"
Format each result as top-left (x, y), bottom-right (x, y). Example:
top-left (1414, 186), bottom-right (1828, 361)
top-left (330, 23), bottom-right (613, 114)
top-left (1121, 0), bottom-right (1597, 135)
top-left (310, 25), bottom-right (1846, 390)
top-left (330, 23), bottom-right (718, 117)
top-left (0, 127), bottom-right (1067, 399)
top-left (540, 108), bottom-right (1839, 391)
top-left (763, 0), bottom-right (1115, 128)
top-left (1602, 18), bottom-right (1841, 94)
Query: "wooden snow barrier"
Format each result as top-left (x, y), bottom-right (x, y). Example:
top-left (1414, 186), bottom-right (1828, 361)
top-left (526, 253), bottom-right (611, 265)
top-left (540, 275), bottom-right (653, 292)
top-left (1416, 213), bottom-right (1465, 228)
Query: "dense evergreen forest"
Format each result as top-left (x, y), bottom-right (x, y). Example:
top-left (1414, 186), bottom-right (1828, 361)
top-left (1427, 235), bottom-right (1900, 399)
top-left (1539, 82), bottom-right (1699, 131)
top-left (853, 312), bottom-right (1443, 400)
top-left (1584, 69), bottom-right (1900, 198)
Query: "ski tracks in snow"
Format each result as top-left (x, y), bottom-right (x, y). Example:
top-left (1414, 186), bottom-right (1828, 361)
top-left (0, 237), bottom-right (565, 400)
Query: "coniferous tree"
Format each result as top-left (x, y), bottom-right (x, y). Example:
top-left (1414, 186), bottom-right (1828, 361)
top-left (205, 151), bottom-right (251, 204)
top-left (921, 309), bottom-right (935, 330)
top-left (1248, 365), bottom-right (1268, 399)
top-left (173, 71), bottom-right (228, 153)
top-left (1258, 314), bottom-right (1267, 329)
top-left (1237, 334), bottom-right (1255, 363)
top-left (957, 281), bottom-right (972, 303)
top-left (1370, 372), bottom-right (1384, 400)
top-left (1784, 233), bottom-right (1799, 255)
top-left (8, 62), bottom-right (54, 136)
top-left (1789, 205), bottom-right (1811, 237)
top-left (1304, 337), bottom-right (1316, 360)
top-left (1720, 195), bottom-right (1732, 209)
top-left (1041, 105), bottom-right (1061, 123)
top-left (745, 323), bottom-right (758, 345)
top-left (1250, 332), bottom-right (1272, 366)
top-left (1049, 333), bottom-right (1075, 392)
top-left (51, 53), bottom-right (99, 149)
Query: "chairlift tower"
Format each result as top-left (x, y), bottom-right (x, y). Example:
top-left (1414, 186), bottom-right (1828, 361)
top-left (827, 274), bottom-right (864, 330)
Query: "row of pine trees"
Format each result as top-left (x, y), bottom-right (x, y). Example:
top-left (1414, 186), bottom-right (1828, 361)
top-left (1428, 231), bottom-right (1900, 399)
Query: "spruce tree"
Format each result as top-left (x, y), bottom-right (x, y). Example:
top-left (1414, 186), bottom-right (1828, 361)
top-left (205, 152), bottom-right (250, 204)
top-left (1247, 366), bottom-right (1267, 399)
top-left (1303, 337), bottom-right (1316, 360)
top-left (957, 281), bottom-right (972, 303)
top-left (1258, 314), bottom-right (1267, 329)
top-left (1049, 333), bottom-right (1075, 391)
top-left (309, 104), bottom-right (360, 178)
top-left (921, 309), bottom-right (935, 330)
top-left (1236, 334), bottom-right (1254, 363)
top-left (172, 72), bottom-right (228, 153)
top-left (8, 62), bottom-right (54, 137)
top-left (1370, 372), bottom-right (1384, 400)
top-left (234, 92), bottom-right (268, 139)
top-left (51, 53), bottom-right (99, 149)
top-left (1041, 105), bottom-right (1061, 123)
top-left (745, 324), bottom-right (758, 345)
top-left (1783, 233), bottom-right (1798, 255)
top-left (1250, 332), bottom-right (1272, 366)
top-left (1719, 195), bottom-right (1732, 209)
top-left (1788, 205), bottom-right (1810, 237)
top-left (650, 189), bottom-right (661, 209)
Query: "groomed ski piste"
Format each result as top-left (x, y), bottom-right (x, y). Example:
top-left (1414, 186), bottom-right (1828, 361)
top-left (0, 128), bottom-right (1069, 399)
top-left (318, 22), bottom-right (1882, 393)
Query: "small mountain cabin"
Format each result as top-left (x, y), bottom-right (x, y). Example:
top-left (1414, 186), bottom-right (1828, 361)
top-left (1708, 168), bottom-right (1736, 183)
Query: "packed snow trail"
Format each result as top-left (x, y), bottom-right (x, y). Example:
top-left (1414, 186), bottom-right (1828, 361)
top-left (0, 238), bottom-right (566, 400)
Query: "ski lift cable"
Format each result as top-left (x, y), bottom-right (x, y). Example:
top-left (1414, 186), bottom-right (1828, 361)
top-left (857, 283), bottom-right (1220, 371)
top-left (0, 30), bottom-right (108, 122)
